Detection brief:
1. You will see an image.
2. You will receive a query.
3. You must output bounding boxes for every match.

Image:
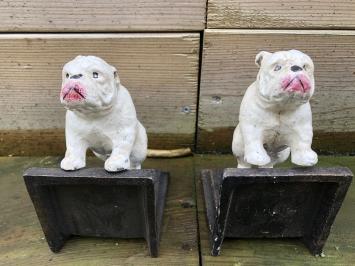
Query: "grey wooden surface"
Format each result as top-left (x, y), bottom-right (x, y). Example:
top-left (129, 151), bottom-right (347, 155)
top-left (207, 0), bottom-right (355, 29)
top-left (0, 0), bottom-right (206, 32)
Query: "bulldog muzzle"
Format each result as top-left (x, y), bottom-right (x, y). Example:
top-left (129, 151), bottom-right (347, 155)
top-left (61, 81), bottom-right (86, 102)
top-left (281, 73), bottom-right (311, 93)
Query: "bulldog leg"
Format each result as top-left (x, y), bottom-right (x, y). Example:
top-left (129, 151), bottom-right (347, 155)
top-left (289, 136), bottom-right (318, 166)
top-left (241, 123), bottom-right (271, 166)
top-left (288, 127), bottom-right (317, 167)
top-left (130, 122), bottom-right (148, 169)
top-left (287, 105), bottom-right (318, 166)
top-left (275, 146), bottom-right (291, 164)
top-left (232, 125), bottom-right (244, 157)
top-left (104, 127), bottom-right (136, 172)
top-left (233, 125), bottom-right (251, 168)
top-left (60, 136), bottom-right (87, 171)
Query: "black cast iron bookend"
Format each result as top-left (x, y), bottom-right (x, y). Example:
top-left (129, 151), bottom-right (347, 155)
top-left (23, 168), bottom-right (169, 257)
top-left (201, 167), bottom-right (353, 256)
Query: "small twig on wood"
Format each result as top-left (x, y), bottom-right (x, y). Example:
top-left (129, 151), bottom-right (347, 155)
top-left (147, 148), bottom-right (192, 158)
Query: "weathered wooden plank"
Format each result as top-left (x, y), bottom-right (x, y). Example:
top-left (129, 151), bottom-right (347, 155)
top-left (0, 156), bottom-right (199, 265)
top-left (0, 33), bottom-right (200, 155)
top-left (0, 130), bottom-right (195, 156)
top-left (0, 0), bottom-right (206, 32)
top-left (195, 155), bottom-right (355, 265)
top-left (208, 0), bottom-right (355, 29)
top-left (198, 29), bottom-right (355, 153)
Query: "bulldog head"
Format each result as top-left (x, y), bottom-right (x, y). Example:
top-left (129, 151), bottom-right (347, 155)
top-left (60, 56), bottom-right (120, 112)
top-left (255, 50), bottom-right (315, 104)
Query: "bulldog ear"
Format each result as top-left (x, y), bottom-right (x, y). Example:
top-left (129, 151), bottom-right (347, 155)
top-left (255, 51), bottom-right (271, 67)
top-left (113, 67), bottom-right (120, 85)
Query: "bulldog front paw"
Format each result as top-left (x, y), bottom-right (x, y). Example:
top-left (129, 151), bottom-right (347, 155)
top-left (291, 149), bottom-right (318, 166)
top-left (104, 156), bottom-right (130, 172)
top-left (244, 150), bottom-right (271, 166)
top-left (60, 157), bottom-right (85, 171)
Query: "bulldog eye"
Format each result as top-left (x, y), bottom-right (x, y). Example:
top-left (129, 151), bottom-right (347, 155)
top-left (274, 65), bottom-right (282, 71)
top-left (303, 64), bottom-right (307, 70)
top-left (65, 73), bottom-right (69, 78)
top-left (93, 72), bottom-right (99, 78)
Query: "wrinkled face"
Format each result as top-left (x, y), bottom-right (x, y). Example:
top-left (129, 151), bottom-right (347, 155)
top-left (255, 50), bottom-right (315, 104)
top-left (60, 56), bottom-right (119, 111)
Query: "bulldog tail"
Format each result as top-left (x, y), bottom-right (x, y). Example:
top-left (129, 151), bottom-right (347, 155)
top-left (147, 148), bottom-right (192, 158)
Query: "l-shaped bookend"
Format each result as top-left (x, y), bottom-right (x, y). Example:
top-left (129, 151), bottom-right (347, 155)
top-left (201, 167), bottom-right (353, 256)
top-left (24, 168), bottom-right (168, 257)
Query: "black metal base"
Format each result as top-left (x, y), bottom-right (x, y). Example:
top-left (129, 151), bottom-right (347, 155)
top-left (24, 168), bottom-right (169, 257)
top-left (201, 167), bottom-right (353, 256)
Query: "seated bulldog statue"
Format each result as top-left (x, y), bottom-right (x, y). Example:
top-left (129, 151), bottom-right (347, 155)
top-left (60, 55), bottom-right (147, 172)
top-left (232, 50), bottom-right (318, 168)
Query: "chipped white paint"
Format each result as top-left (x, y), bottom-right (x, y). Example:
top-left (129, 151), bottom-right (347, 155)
top-left (232, 50), bottom-right (318, 168)
top-left (60, 56), bottom-right (147, 172)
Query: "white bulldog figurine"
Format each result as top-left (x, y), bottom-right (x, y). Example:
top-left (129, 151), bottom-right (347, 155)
top-left (60, 55), bottom-right (147, 172)
top-left (232, 50), bottom-right (318, 168)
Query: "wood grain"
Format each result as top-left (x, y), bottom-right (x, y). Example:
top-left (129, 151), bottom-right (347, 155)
top-left (0, 33), bottom-right (200, 154)
top-left (0, 156), bottom-right (199, 265)
top-left (0, 0), bottom-right (206, 32)
top-left (208, 0), bottom-right (355, 29)
top-left (0, 129), bottom-right (196, 156)
top-left (198, 29), bottom-right (355, 152)
top-left (195, 155), bottom-right (355, 265)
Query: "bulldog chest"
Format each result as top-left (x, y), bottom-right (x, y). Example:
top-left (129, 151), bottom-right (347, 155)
top-left (262, 118), bottom-right (290, 147)
top-left (85, 128), bottom-right (113, 155)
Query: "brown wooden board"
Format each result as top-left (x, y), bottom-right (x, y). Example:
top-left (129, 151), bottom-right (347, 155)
top-left (0, 0), bottom-right (206, 32)
top-left (198, 29), bottom-right (355, 153)
top-left (207, 0), bottom-right (355, 29)
top-left (0, 156), bottom-right (199, 265)
top-left (0, 33), bottom-right (200, 155)
top-left (195, 155), bottom-right (355, 265)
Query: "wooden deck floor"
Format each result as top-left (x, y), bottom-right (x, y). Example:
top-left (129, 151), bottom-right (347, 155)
top-left (0, 155), bottom-right (354, 265)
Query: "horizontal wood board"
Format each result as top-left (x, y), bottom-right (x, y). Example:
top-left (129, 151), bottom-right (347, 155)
top-left (0, 0), bottom-right (206, 32)
top-left (207, 0), bottom-right (355, 29)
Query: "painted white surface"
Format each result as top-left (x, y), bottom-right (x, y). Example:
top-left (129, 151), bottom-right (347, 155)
top-left (60, 56), bottom-right (147, 172)
top-left (232, 50), bottom-right (318, 168)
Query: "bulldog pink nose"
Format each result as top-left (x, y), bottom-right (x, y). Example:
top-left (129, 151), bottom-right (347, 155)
top-left (60, 81), bottom-right (86, 101)
top-left (282, 74), bottom-right (311, 93)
